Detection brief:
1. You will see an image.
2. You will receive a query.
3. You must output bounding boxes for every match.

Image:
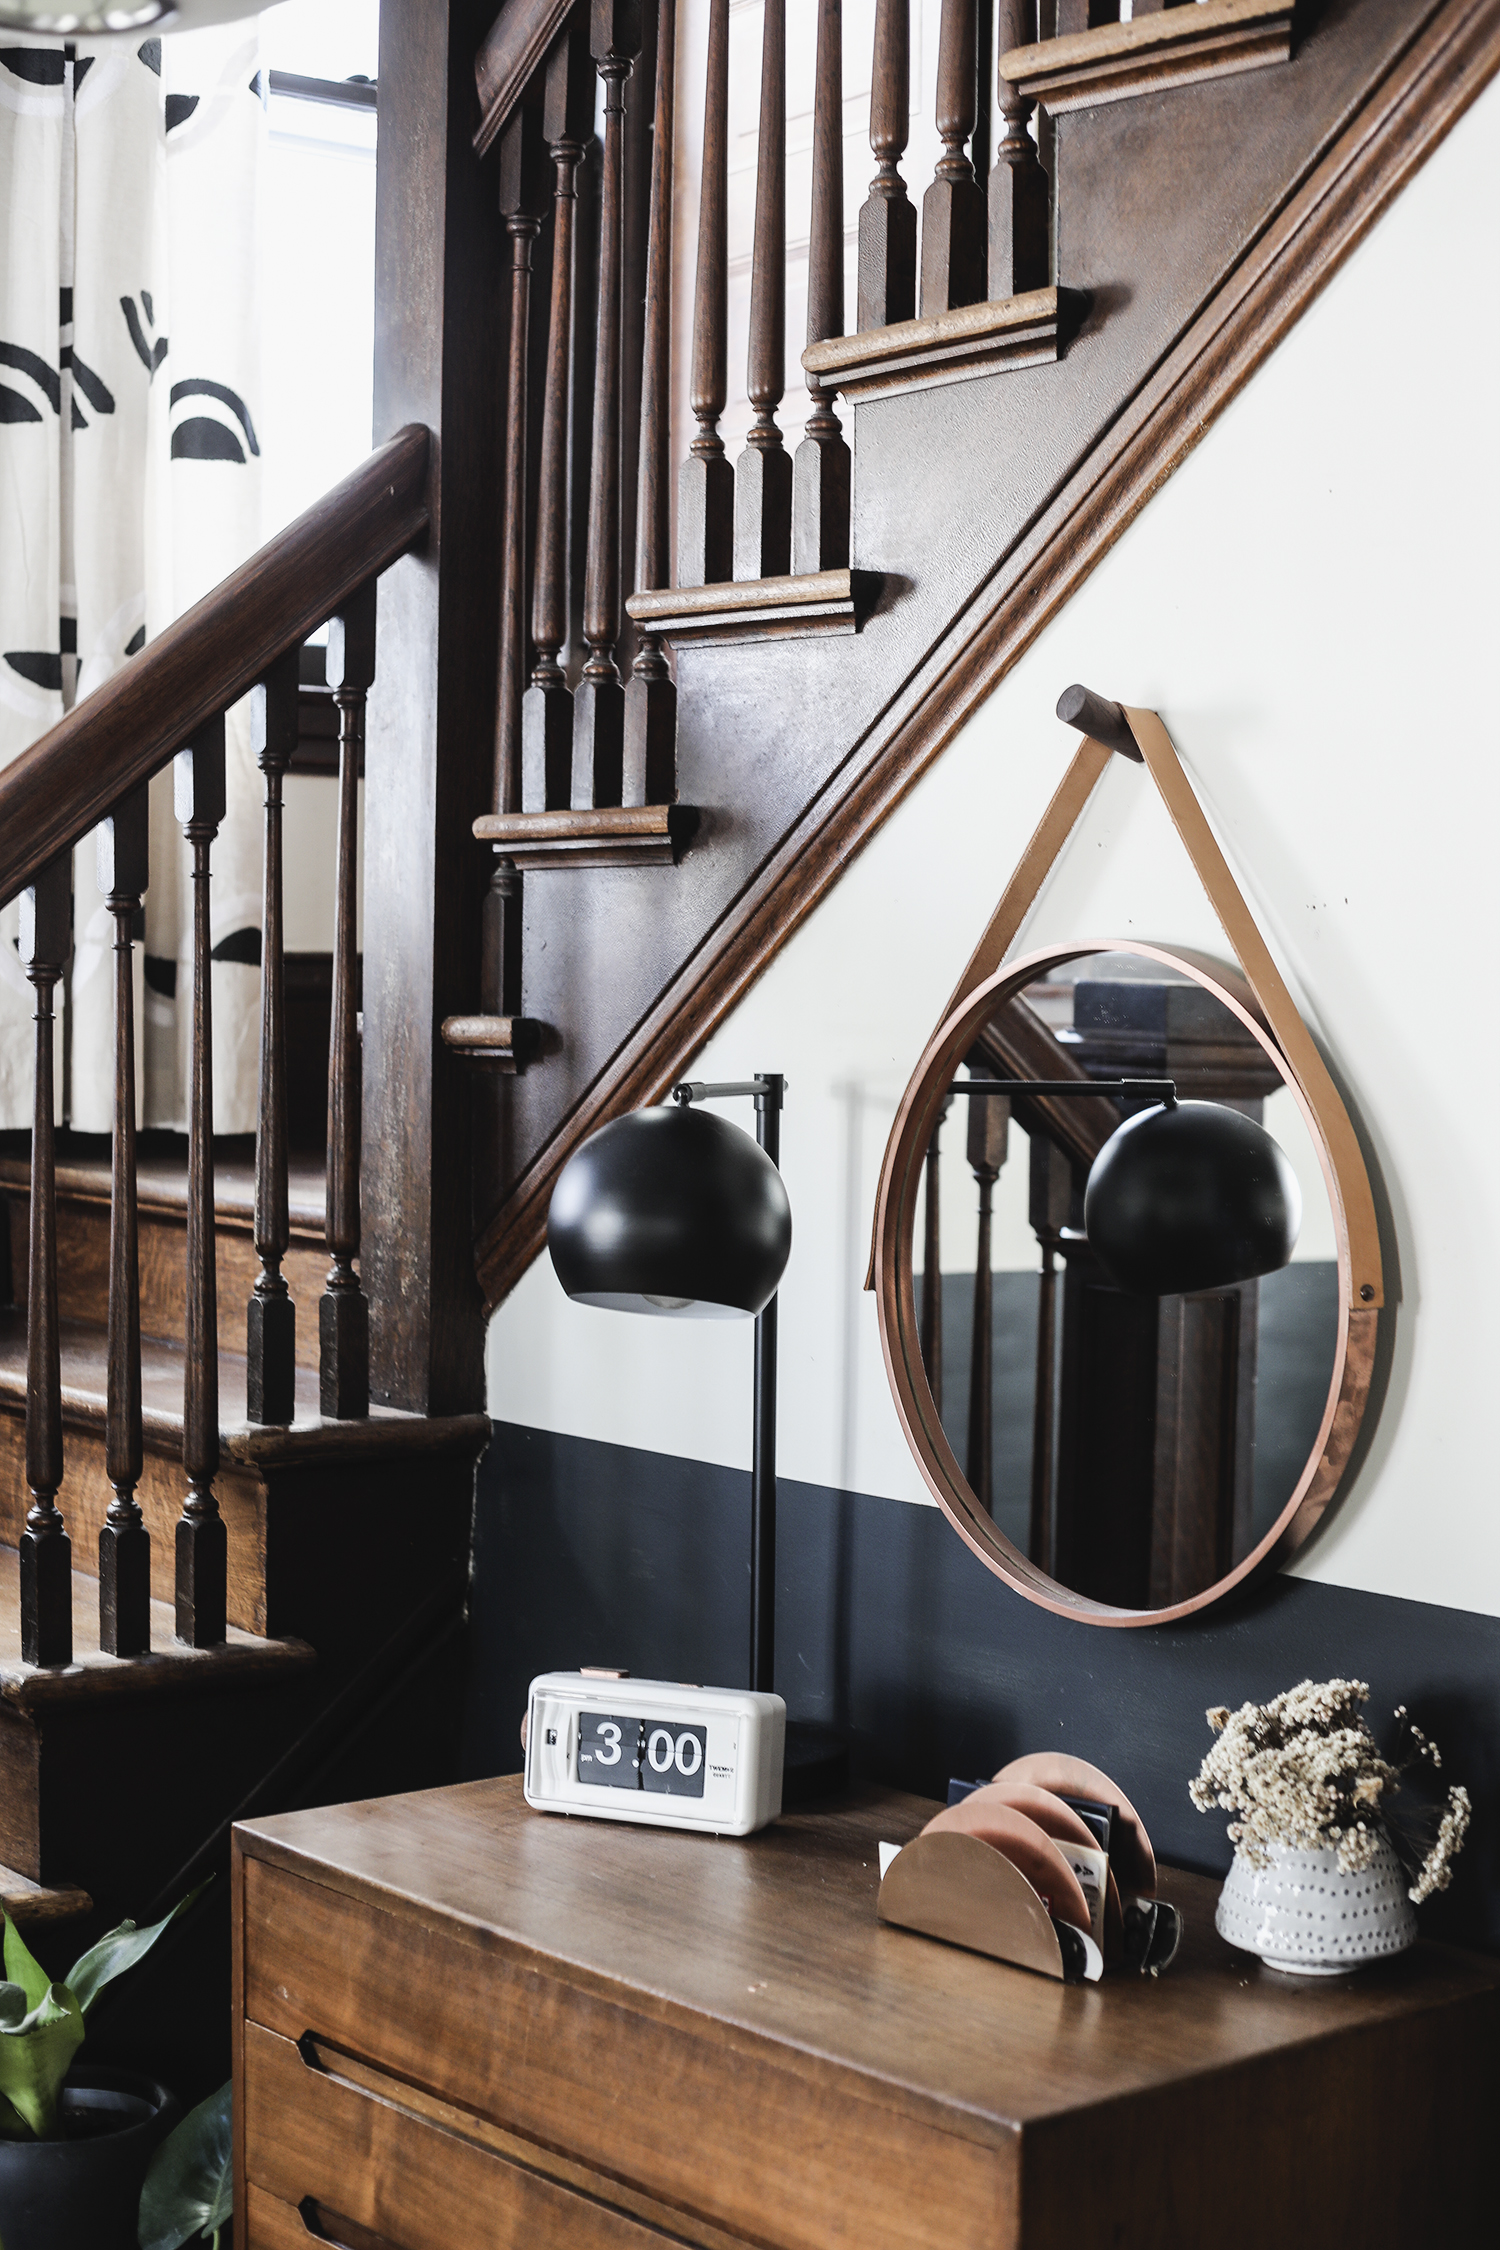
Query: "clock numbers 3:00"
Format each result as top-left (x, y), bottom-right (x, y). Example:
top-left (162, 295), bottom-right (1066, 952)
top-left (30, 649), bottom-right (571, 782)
top-left (577, 1713), bottom-right (708, 1799)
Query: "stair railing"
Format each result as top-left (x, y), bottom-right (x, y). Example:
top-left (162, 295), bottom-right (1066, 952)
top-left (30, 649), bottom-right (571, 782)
top-left (0, 425), bottom-right (430, 1666)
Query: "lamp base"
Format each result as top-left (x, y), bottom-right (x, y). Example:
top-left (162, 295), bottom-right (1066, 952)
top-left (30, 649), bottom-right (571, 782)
top-left (782, 1720), bottom-right (850, 1810)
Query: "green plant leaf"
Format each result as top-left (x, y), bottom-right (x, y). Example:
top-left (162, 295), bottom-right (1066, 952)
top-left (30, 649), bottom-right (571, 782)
top-left (1, 1920), bottom-right (50, 2014)
top-left (138, 2080), bottom-right (232, 2250)
top-left (0, 1981), bottom-right (84, 2139)
top-left (65, 1884), bottom-right (204, 2017)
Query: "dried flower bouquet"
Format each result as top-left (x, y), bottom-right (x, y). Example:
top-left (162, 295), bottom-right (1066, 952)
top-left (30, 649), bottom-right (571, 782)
top-left (1190, 1677), bottom-right (1470, 1905)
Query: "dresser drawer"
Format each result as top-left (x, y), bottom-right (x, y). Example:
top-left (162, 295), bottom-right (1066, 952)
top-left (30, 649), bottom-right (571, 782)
top-left (243, 2021), bottom-right (693, 2250)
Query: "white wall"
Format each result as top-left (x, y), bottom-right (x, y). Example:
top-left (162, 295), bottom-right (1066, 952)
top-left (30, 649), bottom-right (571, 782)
top-left (489, 76), bottom-right (1500, 1618)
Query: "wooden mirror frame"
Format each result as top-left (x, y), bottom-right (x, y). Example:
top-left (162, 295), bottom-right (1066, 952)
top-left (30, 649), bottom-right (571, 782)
top-left (870, 706), bottom-right (1385, 1626)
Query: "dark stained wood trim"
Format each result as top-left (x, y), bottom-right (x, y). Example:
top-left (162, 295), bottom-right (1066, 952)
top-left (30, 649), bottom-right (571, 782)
top-left (0, 1633), bottom-right (315, 1716)
top-left (0, 1864), bottom-right (92, 1926)
top-left (802, 289), bottom-right (1071, 401)
top-left (0, 430), bottom-right (428, 912)
top-left (1001, 0), bottom-right (1294, 115)
top-left (473, 805), bottom-right (697, 867)
top-left (475, 0), bottom-right (1500, 1313)
top-left (627, 571), bottom-right (879, 646)
top-left (474, 0), bottom-right (576, 159)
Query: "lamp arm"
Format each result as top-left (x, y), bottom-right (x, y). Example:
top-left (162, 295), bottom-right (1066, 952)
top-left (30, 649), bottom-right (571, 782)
top-left (956, 1077), bottom-right (1177, 1108)
top-left (673, 1077), bottom-right (788, 1105)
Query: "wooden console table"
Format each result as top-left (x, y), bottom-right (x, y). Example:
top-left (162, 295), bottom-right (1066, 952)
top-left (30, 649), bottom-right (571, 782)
top-left (232, 1775), bottom-right (1497, 2248)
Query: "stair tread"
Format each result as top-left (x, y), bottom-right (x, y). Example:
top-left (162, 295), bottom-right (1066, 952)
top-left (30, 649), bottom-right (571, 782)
top-left (0, 1543), bottom-right (314, 1711)
top-left (0, 1137), bottom-right (326, 1236)
top-left (0, 1309), bottom-right (489, 1469)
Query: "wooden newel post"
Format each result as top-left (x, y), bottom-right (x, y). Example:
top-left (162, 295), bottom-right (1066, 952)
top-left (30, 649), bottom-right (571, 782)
top-left (793, 0), bottom-right (850, 575)
top-left (175, 718), bottom-right (228, 1649)
top-left (523, 18), bottom-right (593, 813)
top-left (97, 788), bottom-right (150, 1655)
top-left (248, 648), bottom-right (299, 1428)
top-left (858, 0), bottom-right (915, 331)
top-left (921, 0), bottom-right (986, 317)
top-left (322, 581), bottom-right (376, 1421)
top-left (965, 1089), bottom-right (1008, 1516)
top-left (572, 0), bottom-right (643, 811)
top-left (677, 0), bottom-right (732, 587)
top-left (622, 0), bottom-right (677, 807)
top-left (734, 0), bottom-right (790, 583)
top-left (990, 0), bottom-right (1049, 300)
top-left (18, 854), bottom-right (71, 1668)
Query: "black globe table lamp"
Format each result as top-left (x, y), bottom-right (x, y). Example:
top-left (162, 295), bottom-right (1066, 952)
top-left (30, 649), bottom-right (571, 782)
top-left (549, 1076), bottom-right (847, 1797)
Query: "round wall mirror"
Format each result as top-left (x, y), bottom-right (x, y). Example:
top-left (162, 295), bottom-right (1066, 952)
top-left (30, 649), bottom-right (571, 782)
top-left (873, 940), bottom-right (1381, 1625)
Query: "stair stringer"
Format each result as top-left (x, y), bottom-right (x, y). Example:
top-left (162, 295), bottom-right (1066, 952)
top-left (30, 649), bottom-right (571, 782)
top-left (475, 0), bottom-right (1499, 1312)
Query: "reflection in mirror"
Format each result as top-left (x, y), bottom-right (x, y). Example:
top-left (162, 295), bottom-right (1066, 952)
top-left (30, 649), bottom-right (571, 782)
top-left (913, 954), bottom-right (1340, 1611)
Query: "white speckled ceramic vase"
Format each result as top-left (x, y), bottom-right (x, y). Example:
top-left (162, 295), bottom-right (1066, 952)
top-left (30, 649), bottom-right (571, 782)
top-left (1215, 1836), bottom-right (1417, 1974)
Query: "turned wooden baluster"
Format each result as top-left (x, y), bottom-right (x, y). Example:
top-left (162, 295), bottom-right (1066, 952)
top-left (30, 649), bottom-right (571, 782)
top-left (793, 0), bottom-right (850, 575)
top-left (965, 1088), bottom-right (1008, 1516)
top-left (921, 0), bottom-right (986, 317)
top-left (677, 0), bottom-right (731, 587)
top-left (990, 0), bottom-right (1049, 299)
top-left (623, 0), bottom-right (677, 807)
top-left (572, 2), bottom-right (643, 811)
top-left (734, 0), bottom-right (790, 583)
top-left (322, 583), bottom-right (375, 1420)
top-left (920, 1094), bottom-right (951, 1417)
top-left (496, 105), bottom-right (547, 820)
top-left (248, 649), bottom-right (299, 1428)
top-left (523, 19), bottom-right (594, 814)
top-left (97, 789), bottom-right (150, 1654)
top-left (175, 720), bottom-right (228, 1648)
top-left (18, 855), bottom-right (71, 1668)
top-left (857, 0), bottom-right (915, 331)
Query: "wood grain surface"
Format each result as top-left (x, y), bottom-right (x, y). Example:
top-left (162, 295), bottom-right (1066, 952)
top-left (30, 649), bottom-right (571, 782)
top-left (235, 1775), bottom-right (1500, 2248)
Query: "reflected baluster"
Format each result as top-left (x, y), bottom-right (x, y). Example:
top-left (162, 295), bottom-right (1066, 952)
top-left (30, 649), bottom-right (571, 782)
top-left (990, 0), bottom-right (1049, 299)
top-left (572, 4), bottom-right (642, 810)
top-left (1027, 1132), bottom-right (1073, 1572)
top-left (623, 0), bottom-right (678, 806)
top-left (18, 855), bottom-right (71, 1668)
top-left (175, 721), bottom-right (228, 1648)
top-left (98, 790), bottom-right (150, 1654)
top-left (921, 0), bottom-right (986, 317)
top-left (678, 0), bottom-right (732, 586)
top-left (793, 0), bottom-right (850, 575)
top-left (248, 650), bottom-right (299, 1428)
top-left (858, 0), bottom-right (915, 330)
top-left (920, 1095), bottom-right (952, 1416)
top-left (322, 583), bottom-right (375, 1421)
top-left (734, 0), bottom-right (791, 582)
top-left (965, 1088), bottom-right (1008, 1516)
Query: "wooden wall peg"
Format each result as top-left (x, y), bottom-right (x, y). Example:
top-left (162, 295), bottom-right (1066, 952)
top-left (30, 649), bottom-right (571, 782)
top-left (322, 584), bottom-right (375, 1421)
top-left (793, 0), bottom-right (851, 576)
top-left (921, 0), bottom-right (987, 317)
top-left (734, 0), bottom-right (792, 583)
top-left (174, 718), bottom-right (228, 1648)
top-left (97, 786), bottom-right (151, 1654)
top-left (18, 853), bottom-right (72, 1669)
top-left (248, 649), bottom-right (299, 1430)
top-left (857, 0), bottom-right (916, 330)
top-left (572, 1), bottom-right (643, 810)
top-left (990, 0), bottom-right (1050, 300)
top-left (623, 0), bottom-right (678, 807)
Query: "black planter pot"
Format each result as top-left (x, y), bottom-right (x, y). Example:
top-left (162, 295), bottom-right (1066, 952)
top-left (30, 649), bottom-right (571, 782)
top-left (0, 2064), bottom-right (180, 2250)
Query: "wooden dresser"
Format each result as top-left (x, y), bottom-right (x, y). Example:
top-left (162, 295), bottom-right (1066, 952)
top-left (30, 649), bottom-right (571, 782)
top-left (232, 1776), bottom-right (1498, 2250)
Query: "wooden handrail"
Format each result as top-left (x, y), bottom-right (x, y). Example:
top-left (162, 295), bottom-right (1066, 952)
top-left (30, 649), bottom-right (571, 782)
top-left (0, 423), bottom-right (430, 911)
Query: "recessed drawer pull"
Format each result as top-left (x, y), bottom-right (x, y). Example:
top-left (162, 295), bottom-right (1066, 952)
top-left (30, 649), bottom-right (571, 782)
top-left (298, 2194), bottom-right (405, 2250)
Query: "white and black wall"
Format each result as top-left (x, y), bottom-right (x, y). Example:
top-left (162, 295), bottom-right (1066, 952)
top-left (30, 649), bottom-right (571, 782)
top-left (468, 81), bottom-right (1500, 1947)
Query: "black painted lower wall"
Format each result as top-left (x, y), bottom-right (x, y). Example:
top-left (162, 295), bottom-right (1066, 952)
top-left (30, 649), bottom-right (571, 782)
top-left (466, 1422), bottom-right (1500, 1953)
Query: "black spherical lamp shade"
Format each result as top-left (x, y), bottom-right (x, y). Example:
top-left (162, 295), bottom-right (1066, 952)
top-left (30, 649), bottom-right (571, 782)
top-left (548, 1104), bottom-right (792, 1319)
top-left (1084, 1100), bottom-right (1302, 1297)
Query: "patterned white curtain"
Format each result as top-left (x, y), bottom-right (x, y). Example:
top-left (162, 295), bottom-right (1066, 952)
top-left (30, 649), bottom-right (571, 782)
top-left (0, 23), bottom-right (266, 1134)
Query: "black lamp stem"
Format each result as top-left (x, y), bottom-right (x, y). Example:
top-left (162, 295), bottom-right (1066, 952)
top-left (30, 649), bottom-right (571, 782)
top-left (750, 1073), bottom-right (784, 1696)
